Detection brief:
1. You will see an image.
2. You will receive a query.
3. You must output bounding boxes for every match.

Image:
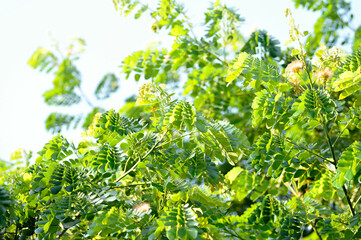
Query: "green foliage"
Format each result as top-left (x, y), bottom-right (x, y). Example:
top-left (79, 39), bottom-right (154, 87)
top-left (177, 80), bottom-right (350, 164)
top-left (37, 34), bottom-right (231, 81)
top-left (199, 120), bottom-right (250, 166)
top-left (292, 0), bottom-right (355, 54)
top-left (310, 169), bottom-right (336, 201)
top-left (164, 101), bottom-right (196, 131)
top-left (241, 29), bottom-right (282, 59)
top-left (28, 47), bottom-right (58, 73)
top-left (333, 67), bottom-right (361, 99)
top-left (94, 73), bottom-right (120, 100)
top-left (334, 141), bottom-right (361, 187)
top-left (332, 48), bottom-right (361, 100)
top-left (299, 88), bottom-right (336, 118)
top-left (28, 38), bottom-right (119, 133)
top-left (337, 47), bottom-right (361, 74)
top-left (252, 89), bottom-right (292, 128)
top-left (45, 113), bottom-right (81, 133)
top-left (5, 1), bottom-right (361, 239)
top-left (158, 204), bottom-right (199, 239)
top-left (226, 52), bottom-right (249, 83)
top-left (0, 186), bottom-right (11, 228)
top-left (353, 26), bottom-right (361, 51)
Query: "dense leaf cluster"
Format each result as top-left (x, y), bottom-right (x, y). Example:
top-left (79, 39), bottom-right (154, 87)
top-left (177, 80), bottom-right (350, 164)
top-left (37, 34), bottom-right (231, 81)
top-left (2, 0), bottom-right (361, 239)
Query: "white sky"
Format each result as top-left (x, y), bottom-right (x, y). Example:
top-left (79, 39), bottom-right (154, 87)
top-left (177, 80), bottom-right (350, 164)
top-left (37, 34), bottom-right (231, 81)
top-left (0, 0), bottom-right (360, 160)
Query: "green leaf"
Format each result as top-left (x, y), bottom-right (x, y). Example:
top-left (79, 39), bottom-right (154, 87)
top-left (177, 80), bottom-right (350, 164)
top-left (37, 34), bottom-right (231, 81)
top-left (170, 25), bottom-right (187, 36)
top-left (334, 141), bottom-right (361, 187)
top-left (43, 220), bottom-right (51, 233)
top-left (28, 47), bottom-right (58, 72)
top-left (62, 219), bottom-right (80, 229)
top-left (353, 26), bottom-right (361, 52)
top-left (50, 186), bottom-right (62, 194)
top-left (333, 67), bottom-right (361, 100)
top-left (187, 228), bottom-right (198, 239)
top-left (64, 186), bottom-right (73, 192)
top-left (94, 73), bottom-right (119, 100)
top-left (345, 229), bottom-right (354, 240)
top-left (225, 167), bottom-right (242, 183)
top-left (178, 228), bottom-right (186, 238)
top-left (294, 169), bottom-right (306, 178)
top-left (226, 52), bottom-right (249, 83)
top-left (34, 227), bottom-right (44, 234)
top-left (292, 49), bottom-right (301, 56)
top-left (241, 30), bottom-right (281, 59)
top-left (166, 227), bottom-right (177, 239)
top-left (285, 167), bottom-right (296, 173)
top-left (45, 112), bottom-right (80, 133)
top-left (164, 101), bottom-right (196, 131)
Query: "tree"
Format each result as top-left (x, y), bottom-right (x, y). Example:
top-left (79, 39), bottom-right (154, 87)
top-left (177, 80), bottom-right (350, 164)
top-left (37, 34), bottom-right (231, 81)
top-left (2, 0), bottom-right (361, 239)
top-left (292, 0), bottom-right (361, 53)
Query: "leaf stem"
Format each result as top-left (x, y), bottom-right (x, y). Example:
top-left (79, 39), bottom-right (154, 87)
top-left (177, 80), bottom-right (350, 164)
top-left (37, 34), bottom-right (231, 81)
top-left (332, 116), bottom-right (354, 147)
top-left (284, 181), bottom-right (300, 197)
top-left (223, 228), bottom-right (245, 240)
top-left (58, 212), bottom-right (81, 239)
top-left (335, 12), bottom-right (356, 32)
top-left (300, 57), bottom-right (314, 89)
top-left (181, 11), bottom-right (227, 66)
top-left (14, 225), bottom-right (18, 240)
top-left (110, 182), bottom-right (153, 188)
top-left (284, 138), bottom-right (333, 164)
top-left (155, 131), bottom-right (193, 149)
top-left (115, 130), bottom-right (167, 183)
top-left (312, 221), bottom-right (323, 240)
top-left (353, 191), bottom-right (361, 209)
top-left (58, 228), bottom-right (68, 239)
top-left (78, 87), bottom-right (95, 108)
top-left (321, 118), bottom-right (355, 216)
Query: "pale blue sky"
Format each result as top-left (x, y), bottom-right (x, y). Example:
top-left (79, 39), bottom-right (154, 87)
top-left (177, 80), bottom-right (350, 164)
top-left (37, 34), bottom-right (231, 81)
top-left (0, 0), bottom-right (360, 160)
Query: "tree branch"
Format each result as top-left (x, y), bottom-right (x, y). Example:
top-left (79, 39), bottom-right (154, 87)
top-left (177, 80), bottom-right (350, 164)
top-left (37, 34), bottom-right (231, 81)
top-left (115, 130), bottom-right (168, 183)
top-left (312, 221), bottom-right (323, 240)
top-left (78, 87), bottom-right (95, 108)
top-left (284, 138), bottom-right (333, 164)
top-left (58, 228), bottom-right (67, 239)
top-left (322, 118), bottom-right (355, 216)
top-left (110, 182), bottom-right (153, 189)
top-left (332, 116), bottom-right (354, 148)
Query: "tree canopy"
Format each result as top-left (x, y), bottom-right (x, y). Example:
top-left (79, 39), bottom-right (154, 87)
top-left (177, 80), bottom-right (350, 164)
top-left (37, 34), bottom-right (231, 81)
top-left (1, 0), bottom-right (361, 239)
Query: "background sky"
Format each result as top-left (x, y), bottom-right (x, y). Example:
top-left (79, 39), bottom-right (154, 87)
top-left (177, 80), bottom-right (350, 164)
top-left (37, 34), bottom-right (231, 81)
top-left (0, 0), bottom-right (360, 161)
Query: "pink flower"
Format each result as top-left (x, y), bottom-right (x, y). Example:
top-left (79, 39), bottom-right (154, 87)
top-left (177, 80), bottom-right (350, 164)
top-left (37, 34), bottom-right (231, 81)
top-left (316, 67), bottom-right (333, 82)
top-left (288, 73), bottom-right (300, 86)
top-left (133, 202), bottom-right (151, 213)
top-left (286, 60), bottom-right (304, 74)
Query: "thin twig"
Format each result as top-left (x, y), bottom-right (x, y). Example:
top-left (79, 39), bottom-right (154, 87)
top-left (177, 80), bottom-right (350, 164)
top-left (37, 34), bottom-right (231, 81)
top-left (14, 225), bottom-right (18, 240)
top-left (284, 138), bottom-right (333, 164)
top-left (353, 192), bottom-right (361, 209)
top-left (301, 57), bottom-right (314, 89)
top-left (115, 130), bottom-right (168, 183)
top-left (321, 117), bottom-right (355, 216)
top-left (332, 116), bottom-right (354, 147)
top-left (223, 228), bottom-right (245, 240)
top-left (155, 131), bottom-right (194, 149)
top-left (335, 12), bottom-right (356, 32)
top-left (110, 182), bottom-right (153, 189)
top-left (78, 87), bottom-right (95, 108)
top-left (58, 212), bottom-right (81, 239)
top-left (312, 222), bottom-right (323, 240)
top-left (181, 12), bottom-right (228, 66)
top-left (58, 228), bottom-right (67, 239)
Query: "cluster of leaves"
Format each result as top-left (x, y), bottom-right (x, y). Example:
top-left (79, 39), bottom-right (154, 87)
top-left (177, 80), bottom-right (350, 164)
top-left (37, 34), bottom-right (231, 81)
top-left (2, 0), bottom-right (361, 239)
top-left (292, 0), bottom-right (361, 53)
top-left (28, 38), bottom-right (120, 133)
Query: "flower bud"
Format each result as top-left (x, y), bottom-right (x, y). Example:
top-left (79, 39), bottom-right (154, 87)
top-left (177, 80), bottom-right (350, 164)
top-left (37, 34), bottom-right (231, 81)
top-left (286, 60), bottom-right (304, 74)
